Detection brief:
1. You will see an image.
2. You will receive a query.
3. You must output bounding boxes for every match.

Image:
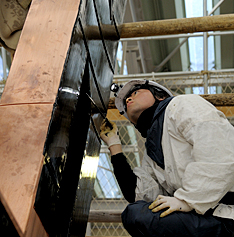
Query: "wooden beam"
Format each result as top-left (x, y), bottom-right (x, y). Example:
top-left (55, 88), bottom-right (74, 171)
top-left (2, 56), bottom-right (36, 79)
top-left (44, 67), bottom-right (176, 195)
top-left (88, 210), bottom-right (122, 223)
top-left (83, 14), bottom-right (234, 40)
top-left (119, 14), bottom-right (234, 38)
top-left (105, 94), bottom-right (234, 112)
top-left (201, 94), bottom-right (234, 107)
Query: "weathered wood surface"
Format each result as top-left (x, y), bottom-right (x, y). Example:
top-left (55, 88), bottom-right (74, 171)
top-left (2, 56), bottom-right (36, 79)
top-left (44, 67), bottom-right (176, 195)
top-left (0, 0), bottom-right (80, 235)
top-left (106, 94), bottom-right (234, 112)
top-left (119, 14), bottom-right (234, 38)
top-left (83, 14), bottom-right (234, 40)
top-left (88, 210), bottom-right (122, 223)
top-left (201, 94), bottom-right (234, 106)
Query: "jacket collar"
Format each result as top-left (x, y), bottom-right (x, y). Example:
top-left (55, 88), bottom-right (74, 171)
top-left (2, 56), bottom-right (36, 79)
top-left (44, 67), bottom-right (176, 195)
top-left (136, 97), bottom-right (173, 138)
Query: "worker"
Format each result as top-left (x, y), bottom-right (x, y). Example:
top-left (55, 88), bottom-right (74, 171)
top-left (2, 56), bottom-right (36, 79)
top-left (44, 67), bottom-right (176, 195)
top-left (0, 0), bottom-right (31, 57)
top-left (100, 79), bottom-right (234, 236)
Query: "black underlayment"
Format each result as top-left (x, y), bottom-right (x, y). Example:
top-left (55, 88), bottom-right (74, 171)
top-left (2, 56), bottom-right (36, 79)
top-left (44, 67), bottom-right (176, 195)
top-left (34, 0), bottom-right (127, 236)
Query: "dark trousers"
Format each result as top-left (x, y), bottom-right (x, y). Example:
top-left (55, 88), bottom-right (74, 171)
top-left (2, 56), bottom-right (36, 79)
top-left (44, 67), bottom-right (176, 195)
top-left (121, 200), bottom-right (234, 237)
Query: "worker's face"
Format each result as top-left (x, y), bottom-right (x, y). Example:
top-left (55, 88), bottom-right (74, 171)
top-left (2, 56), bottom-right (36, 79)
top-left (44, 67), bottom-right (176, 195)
top-left (125, 89), bottom-right (156, 124)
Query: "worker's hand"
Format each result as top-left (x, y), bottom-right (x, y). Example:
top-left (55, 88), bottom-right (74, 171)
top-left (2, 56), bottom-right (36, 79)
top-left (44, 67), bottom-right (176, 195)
top-left (148, 195), bottom-right (193, 218)
top-left (100, 120), bottom-right (121, 148)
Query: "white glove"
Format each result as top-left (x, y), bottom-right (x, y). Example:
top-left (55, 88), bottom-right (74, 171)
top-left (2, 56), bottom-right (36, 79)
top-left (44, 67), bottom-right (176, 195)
top-left (100, 120), bottom-right (121, 148)
top-left (148, 195), bottom-right (193, 217)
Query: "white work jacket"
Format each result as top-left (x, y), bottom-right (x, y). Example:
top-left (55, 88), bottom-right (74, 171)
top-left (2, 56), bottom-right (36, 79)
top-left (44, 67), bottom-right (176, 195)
top-left (134, 94), bottom-right (234, 219)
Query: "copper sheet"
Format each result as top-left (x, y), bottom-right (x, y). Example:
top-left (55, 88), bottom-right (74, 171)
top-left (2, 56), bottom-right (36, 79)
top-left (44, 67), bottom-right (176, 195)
top-left (0, 0), bottom-right (80, 235)
top-left (0, 104), bottom-right (53, 234)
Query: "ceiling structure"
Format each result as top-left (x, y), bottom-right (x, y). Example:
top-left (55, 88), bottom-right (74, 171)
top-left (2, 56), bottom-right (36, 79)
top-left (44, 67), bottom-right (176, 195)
top-left (117, 0), bottom-right (234, 76)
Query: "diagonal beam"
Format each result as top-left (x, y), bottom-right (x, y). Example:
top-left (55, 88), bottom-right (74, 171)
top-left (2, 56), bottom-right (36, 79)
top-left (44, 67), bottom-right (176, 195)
top-left (107, 94), bottom-right (234, 111)
top-left (0, 0), bottom-right (81, 235)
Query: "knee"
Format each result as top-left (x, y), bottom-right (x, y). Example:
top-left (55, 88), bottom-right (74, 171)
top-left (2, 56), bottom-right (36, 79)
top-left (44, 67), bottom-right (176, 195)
top-left (121, 202), bottom-right (135, 227)
top-left (121, 201), bottom-right (151, 236)
top-left (122, 200), bottom-right (150, 224)
top-left (121, 201), bottom-right (179, 236)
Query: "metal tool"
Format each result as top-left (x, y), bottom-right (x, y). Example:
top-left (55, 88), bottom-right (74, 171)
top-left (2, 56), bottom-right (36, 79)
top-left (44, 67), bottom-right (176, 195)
top-left (86, 93), bottom-right (113, 130)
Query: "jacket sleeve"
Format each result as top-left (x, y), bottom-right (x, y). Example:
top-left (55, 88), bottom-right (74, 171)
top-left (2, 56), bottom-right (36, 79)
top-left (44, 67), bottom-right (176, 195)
top-left (0, 0), bottom-right (31, 52)
top-left (172, 95), bottom-right (234, 214)
top-left (111, 153), bottom-right (136, 203)
top-left (133, 153), bottom-right (166, 202)
top-left (112, 152), bottom-right (166, 203)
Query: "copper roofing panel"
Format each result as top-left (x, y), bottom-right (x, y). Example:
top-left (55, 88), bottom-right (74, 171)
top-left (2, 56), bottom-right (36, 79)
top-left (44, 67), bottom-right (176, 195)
top-left (0, 104), bottom-right (52, 234)
top-left (0, 0), bottom-right (81, 235)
